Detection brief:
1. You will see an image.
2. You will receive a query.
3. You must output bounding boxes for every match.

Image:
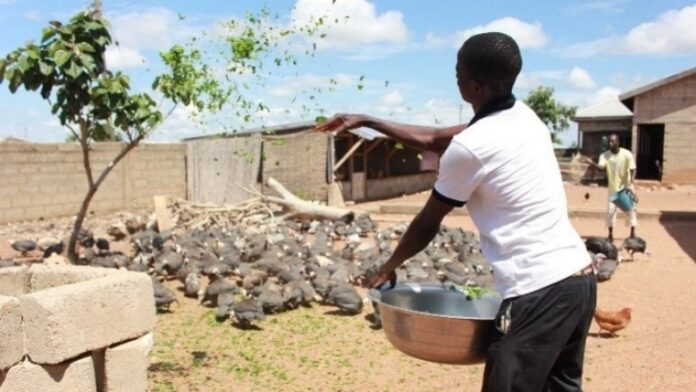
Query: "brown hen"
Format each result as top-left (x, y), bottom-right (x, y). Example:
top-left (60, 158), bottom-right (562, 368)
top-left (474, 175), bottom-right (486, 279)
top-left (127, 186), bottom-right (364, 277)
top-left (594, 307), bottom-right (632, 337)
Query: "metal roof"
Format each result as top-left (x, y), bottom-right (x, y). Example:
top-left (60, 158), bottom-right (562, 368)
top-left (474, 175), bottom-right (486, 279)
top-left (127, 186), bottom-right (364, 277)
top-left (349, 127), bottom-right (386, 141)
top-left (619, 66), bottom-right (696, 101)
top-left (572, 98), bottom-right (633, 121)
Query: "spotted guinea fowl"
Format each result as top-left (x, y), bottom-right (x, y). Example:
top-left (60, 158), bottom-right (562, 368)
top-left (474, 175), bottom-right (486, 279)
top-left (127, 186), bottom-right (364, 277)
top-left (151, 276), bottom-right (177, 310)
top-left (10, 239), bottom-right (37, 256)
top-left (585, 236), bottom-right (619, 260)
top-left (622, 236), bottom-right (647, 260)
top-left (326, 283), bottom-right (363, 314)
top-left (591, 252), bottom-right (619, 282)
top-left (233, 298), bottom-right (265, 329)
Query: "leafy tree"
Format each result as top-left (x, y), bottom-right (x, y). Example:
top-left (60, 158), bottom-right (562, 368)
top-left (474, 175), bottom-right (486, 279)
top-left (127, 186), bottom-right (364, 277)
top-left (523, 86), bottom-right (576, 144)
top-left (0, 2), bottom-right (328, 263)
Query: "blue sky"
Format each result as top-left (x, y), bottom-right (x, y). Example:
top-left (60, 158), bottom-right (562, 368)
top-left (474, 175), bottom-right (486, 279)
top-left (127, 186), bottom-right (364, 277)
top-left (1, 0), bottom-right (696, 145)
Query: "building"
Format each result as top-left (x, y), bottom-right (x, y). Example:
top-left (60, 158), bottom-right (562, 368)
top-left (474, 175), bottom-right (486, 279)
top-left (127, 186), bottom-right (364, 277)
top-left (573, 66), bottom-right (696, 183)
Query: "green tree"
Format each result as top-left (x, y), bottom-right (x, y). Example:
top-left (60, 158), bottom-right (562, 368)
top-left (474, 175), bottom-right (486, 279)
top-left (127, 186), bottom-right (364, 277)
top-left (523, 86), bottom-right (576, 144)
top-left (0, 2), bottom-right (327, 263)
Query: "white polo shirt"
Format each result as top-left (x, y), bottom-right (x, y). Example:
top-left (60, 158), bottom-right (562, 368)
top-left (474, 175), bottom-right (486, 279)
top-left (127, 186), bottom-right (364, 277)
top-left (434, 101), bottom-right (589, 299)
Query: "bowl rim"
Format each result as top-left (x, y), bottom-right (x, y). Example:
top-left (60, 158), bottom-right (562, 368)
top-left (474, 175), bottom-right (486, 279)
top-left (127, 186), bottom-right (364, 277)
top-left (369, 282), bottom-right (501, 321)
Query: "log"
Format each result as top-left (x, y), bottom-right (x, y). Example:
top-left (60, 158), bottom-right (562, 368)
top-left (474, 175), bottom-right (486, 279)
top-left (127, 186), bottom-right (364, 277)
top-left (264, 177), bottom-right (358, 223)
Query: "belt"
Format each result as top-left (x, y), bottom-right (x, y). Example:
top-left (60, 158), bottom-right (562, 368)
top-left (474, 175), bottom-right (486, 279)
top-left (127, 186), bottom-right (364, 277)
top-left (571, 264), bottom-right (595, 277)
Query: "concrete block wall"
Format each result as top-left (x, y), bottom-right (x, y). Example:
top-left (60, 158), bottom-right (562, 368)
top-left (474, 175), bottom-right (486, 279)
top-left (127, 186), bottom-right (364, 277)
top-left (365, 172), bottom-right (438, 201)
top-left (0, 142), bottom-right (186, 223)
top-left (263, 130), bottom-right (328, 201)
top-left (663, 122), bottom-right (696, 183)
top-left (0, 265), bottom-right (156, 392)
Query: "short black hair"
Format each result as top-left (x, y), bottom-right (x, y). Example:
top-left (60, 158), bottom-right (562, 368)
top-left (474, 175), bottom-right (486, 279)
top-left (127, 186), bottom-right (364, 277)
top-left (457, 32), bottom-right (522, 96)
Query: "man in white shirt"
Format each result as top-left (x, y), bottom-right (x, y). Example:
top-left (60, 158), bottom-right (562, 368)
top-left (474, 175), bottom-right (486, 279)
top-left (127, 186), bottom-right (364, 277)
top-left (317, 32), bottom-right (595, 392)
top-left (585, 135), bottom-right (638, 241)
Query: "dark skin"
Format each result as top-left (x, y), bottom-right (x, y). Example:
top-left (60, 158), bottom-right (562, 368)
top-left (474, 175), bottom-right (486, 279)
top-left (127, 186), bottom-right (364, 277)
top-left (584, 134), bottom-right (637, 240)
top-left (316, 63), bottom-right (497, 288)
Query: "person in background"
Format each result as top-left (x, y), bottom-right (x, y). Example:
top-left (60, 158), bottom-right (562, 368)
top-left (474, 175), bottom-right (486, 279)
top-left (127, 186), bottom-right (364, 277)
top-left (585, 134), bottom-right (637, 241)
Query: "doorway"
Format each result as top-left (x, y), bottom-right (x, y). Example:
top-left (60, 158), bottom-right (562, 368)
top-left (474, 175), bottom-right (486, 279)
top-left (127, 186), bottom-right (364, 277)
top-left (637, 124), bottom-right (664, 180)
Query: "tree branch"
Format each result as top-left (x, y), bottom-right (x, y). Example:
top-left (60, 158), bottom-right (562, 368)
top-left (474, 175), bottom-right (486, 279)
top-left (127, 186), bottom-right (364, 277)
top-left (65, 123), bottom-right (80, 142)
top-left (78, 119), bottom-right (95, 189)
top-left (93, 135), bottom-right (144, 189)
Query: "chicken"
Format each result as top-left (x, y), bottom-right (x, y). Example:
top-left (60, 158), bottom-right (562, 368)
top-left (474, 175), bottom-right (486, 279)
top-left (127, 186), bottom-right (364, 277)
top-left (594, 307), bottom-right (632, 337)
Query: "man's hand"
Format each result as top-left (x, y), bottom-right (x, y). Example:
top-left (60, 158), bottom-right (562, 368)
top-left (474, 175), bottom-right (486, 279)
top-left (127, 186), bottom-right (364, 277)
top-left (583, 156), bottom-right (594, 165)
top-left (368, 269), bottom-right (397, 289)
top-left (314, 114), bottom-right (365, 135)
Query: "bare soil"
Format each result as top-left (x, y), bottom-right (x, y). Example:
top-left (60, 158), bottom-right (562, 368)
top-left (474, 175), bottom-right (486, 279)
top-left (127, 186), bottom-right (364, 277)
top-left (1, 187), bottom-right (695, 391)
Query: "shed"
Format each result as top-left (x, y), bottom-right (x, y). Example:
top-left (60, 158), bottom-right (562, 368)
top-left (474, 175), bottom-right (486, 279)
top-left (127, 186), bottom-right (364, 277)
top-left (182, 121), bottom-right (439, 204)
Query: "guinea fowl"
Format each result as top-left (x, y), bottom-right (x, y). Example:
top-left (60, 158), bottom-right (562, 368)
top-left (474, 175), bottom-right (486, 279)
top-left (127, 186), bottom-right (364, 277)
top-left (154, 251), bottom-right (183, 276)
top-left (256, 281), bottom-right (285, 313)
top-left (78, 229), bottom-right (95, 248)
top-left (591, 253), bottom-right (619, 282)
top-left (11, 239), bottom-right (37, 256)
top-left (40, 239), bottom-right (64, 258)
top-left (622, 236), bottom-right (647, 260)
top-left (594, 307), bottom-right (632, 337)
top-left (184, 272), bottom-right (202, 298)
top-left (200, 274), bottom-right (238, 305)
top-left (96, 238), bottom-right (110, 253)
top-left (242, 269), bottom-right (267, 291)
top-left (233, 298), bottom-right (265, 329)
top-left (151, 277), bottom-right (177, 310)
top-left (327, 283), bottom-right (363, 314)
top-left (585, 236), bottom-right (619, 260)
top-left (216, 291), bottom-right (236, 321)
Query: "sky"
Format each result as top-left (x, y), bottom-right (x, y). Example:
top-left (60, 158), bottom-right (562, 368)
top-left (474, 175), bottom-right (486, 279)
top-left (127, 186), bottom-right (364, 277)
top-left (1, 0), bottom-right (696, 146)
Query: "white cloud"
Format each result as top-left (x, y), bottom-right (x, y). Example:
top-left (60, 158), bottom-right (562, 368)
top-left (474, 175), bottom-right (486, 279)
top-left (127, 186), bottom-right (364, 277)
top-left (514, 70), bottom-right (565, 90)
top-left (23, 9), bottom-right (41, 21)
top-left (104, 46), bottom-right (147, 69)
top-left (426, 17), bottom-right (548, 49)
top-left (565, 5), bottom-right (696, 57)
top-left (268, 73), bottom-right (358, 98)
top-left (107, 8), bottom-right (196, 51)
top-left (380, 90), bottom-right (403, 106)
top-left (567, 67), bottom-right (596, 90)
top-left (564, 0), bottom-right (627, 15)
top-left (589, 86), bottom-right (621, 105)
top-left (103, 7), bottom-right (198, 70)
top-left (291, 0), bottom-right (409, 50)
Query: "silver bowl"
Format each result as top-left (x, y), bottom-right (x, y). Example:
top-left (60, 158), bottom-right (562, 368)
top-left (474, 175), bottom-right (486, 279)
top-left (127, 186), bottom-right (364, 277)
top-left (369, 283), bottom-right (502, 365)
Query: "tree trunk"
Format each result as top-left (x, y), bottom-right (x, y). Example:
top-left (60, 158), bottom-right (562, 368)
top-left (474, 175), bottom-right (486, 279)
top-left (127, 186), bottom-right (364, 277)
top-left (67, 137), bottom-right (143, 264)
top-left (67, 187), bottom-right (98, 264)
top-left (263, 177), bottom-right (357, 223)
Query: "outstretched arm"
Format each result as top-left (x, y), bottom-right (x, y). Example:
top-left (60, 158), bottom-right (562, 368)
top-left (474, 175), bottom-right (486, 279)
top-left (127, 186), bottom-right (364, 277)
top-left (316, 114), bottom-right (466, 155)
top-left (368, 193), bottom-right (454, 288)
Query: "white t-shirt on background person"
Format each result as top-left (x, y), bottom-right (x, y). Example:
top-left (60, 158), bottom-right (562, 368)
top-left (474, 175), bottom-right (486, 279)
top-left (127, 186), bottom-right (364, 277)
top-left (434, 101), bottom-right (589, 299)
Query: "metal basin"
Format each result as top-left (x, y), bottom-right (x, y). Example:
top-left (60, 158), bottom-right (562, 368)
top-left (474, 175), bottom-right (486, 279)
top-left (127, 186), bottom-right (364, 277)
top-left (369, 283), bottom-right (502, 365)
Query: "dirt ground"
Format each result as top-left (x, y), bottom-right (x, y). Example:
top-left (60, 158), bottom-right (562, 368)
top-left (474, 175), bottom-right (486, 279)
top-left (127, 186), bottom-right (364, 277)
top-left (1, 186), bottom-right (695, 391)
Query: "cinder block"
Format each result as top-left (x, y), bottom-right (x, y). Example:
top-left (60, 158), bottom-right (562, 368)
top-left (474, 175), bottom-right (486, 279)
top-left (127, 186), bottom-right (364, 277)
top-left (0, 296), bottom-right (24, 370)
top-left (0, 266), bottom-right (30, 296)
top-left (29, 264), bottom-right (116, 292)
top-left (103, 333), bottom-right (154, 392)
top-left (21, 272), bottom-right (155, 364)
top-left (0, 355), bottom-right (97, 392)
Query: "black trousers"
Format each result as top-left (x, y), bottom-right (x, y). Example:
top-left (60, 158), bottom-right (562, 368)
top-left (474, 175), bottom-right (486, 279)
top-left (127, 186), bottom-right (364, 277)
top-left (482, 273), bottom-right (597, 392)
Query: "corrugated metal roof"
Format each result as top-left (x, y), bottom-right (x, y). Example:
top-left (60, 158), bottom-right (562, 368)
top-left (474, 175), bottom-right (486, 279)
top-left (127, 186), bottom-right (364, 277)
top-left (572, 98), bottom-right (633, 121)
top-left (181, 120), bottom-right (316, 141)
top-left (349, 127), bottom-right (386, 140)
top-left (619, 66), bottom-right (696, 101)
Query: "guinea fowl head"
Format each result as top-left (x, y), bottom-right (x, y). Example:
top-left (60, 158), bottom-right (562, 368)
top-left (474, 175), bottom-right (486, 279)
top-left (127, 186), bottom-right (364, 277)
top-left (620, 307), bottom-right (632, 319)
